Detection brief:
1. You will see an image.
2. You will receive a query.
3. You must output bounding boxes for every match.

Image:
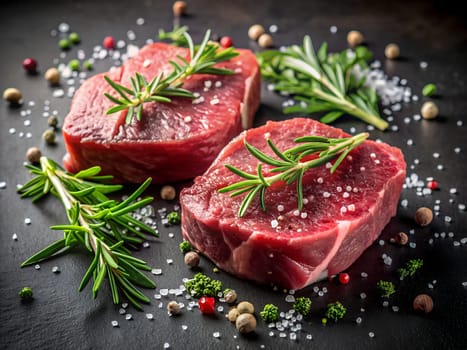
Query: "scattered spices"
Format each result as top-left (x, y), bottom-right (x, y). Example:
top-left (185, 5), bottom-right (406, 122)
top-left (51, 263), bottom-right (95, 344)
top-left (160, 185), bottom-right (176, 200)
top-left (44, 67), bottom-right (61, 85)
top-left (223, 289), bottom-right (237, 304)
top-left (422, 83), bottom-right (437, 97)
top-left (248, 24), bottom-right (265, 41)
top-left (393, 232), bottom-right (408, 245)
top-left (83, 60), bottom-right (93, 70)
top-left (23, 58), bottom-right (38, 73)
top-left (167, 211), bottom-right (181, 224)
top-left (68, 59), bottom-right (81, 71)
top-left (427, 180), bottom-right (438, 190)
top-left (48, 115), bottom-right (59, 128)
top-left (42, 129), bottom-right (56, 144)
top-left (227, 308), bottom-right (240, 322)
top-left (346, 30), bottom-right (364, 47)
top-left (413, 294), bottom-right (433, 313)
top-left (19, 286), bottom-right (33, 300)
top-left (3, 88), bottom-right (22, 104)
top-left (325, 301), bottom-right (346, 322)
top-left (220, 36), bottom-right (233, 48)
top-left (258, 33), bottom-right (273, 48)
top-left (414, 207), bottom-right (433, 226)
top-left (260, 303), bottom-right (279, 322)
top-left (184, 251), bottom-right (200, 267)
top-left (398, 259), bottom-right (424, 280)
top-left (172, 1), bottom-right (188, 16)
top-left (103, 36), bottom-right (116, 49)
top-left (384, 43), bottom-right (400, 59)
top-left (58, 38), bottom-right (71, 50)
top-left (198, 296), bottom-right (216, 314)
top-left (293, 297), bottom-right (312, 316)
top-left (184, 272), bottom-right (222, 297)
top-left (179, 240), bottom-right (192, 254)
top-left (376, 280), bottom-right (396, 298)
top-left (68, 32), bottom-right (81, 44)
top-left (167, 300), bottom-right (181, 315)
top-left (26, 147), bottom-right (42, 163)
top-left (236, 301), bottom-right (254, 315)
top-left (338, 273), bottom-right (350, 285)
top-left (421, 101), bottom-right (439, 120)
top-left (235, 313), bottom-right (256, 333)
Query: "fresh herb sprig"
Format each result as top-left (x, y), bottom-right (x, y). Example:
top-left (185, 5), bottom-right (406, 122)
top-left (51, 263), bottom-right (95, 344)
top-left (258, 36), bottom-right (389, 130)
top-left (219, 132), bottom-right (368, 217)
top-left (158, 25), bottom-right (190, 46)
top-left (104, 29), bottom-right (239, 124)
top-left (18, 157), bottom-right (158, 309)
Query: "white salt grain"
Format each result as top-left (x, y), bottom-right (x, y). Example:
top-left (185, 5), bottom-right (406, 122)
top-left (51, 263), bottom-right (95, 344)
top-left (111, 320), bottom-right (119, 327)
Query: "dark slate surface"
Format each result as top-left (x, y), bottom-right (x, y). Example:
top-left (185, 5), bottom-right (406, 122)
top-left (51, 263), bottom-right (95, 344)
top-left (1, 1), bottom-right (466, 349)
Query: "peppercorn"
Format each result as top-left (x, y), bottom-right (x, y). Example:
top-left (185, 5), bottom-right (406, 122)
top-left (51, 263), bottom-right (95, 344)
top-left (172, 1), bottom-right (187, 16)
top-left (236, 301), bottom-right (254, 314)
top-left (414, 207), bottom-right (433, 226)
top-left (338, 272), bottom-right (350, 285)
top-left (160, 185), bottom-right (176, 200)
top-left (248, 24), bottom-right (265, 41)
top-left (347, 30), bottom-right (364, 47)
top-left (42, 129), bottom-right (56, 145)
top-left (59, 38), bottom-right (72, 50)
top-left (3, 88), bottom-right (22, 104)
top-left (427, 180), bottom-right (438, 190)
top-left (23, 58), bottom-right (38, 73)
top-left (384, 43), bottom-right (400, 59)
top-left (393, 231), bottom-right (408, 245)
top-left (45, 67), bottom-right (60, 85)
top-left (48, 116), bottom-right (59, 128)
top-left (19, 286), bottom-right (33, 300)
top-left (421, 101), bottom-right (439, 120)
top-left (227, 308), bottom-right (240, 322)
top-left (167, 300), bottom-right (181, 315)
top-left (258, 33), bottom-right (273, 48)
top-left (413, 294), bottom-right (433, 313)
top-left (26, 147), bottom-right (42, 163)
top-left (184, 251), bottom-right (200, 267)
top-left (69, 32), bottom-right (81, 44)
top-left (220, 36), bottom-right (233, 48)
top-left (235, 313), bottom-right (256, 333)
top-left (84, 60), bottom-right (94, 71)
top-left (103, 36), bottom-right (116, 49)
top-left (224, 289), bottom-right (237, 304)
top-left (198, 296), bottom-right (216, 314)
top-left (68, 59), bottom-right (81, 72)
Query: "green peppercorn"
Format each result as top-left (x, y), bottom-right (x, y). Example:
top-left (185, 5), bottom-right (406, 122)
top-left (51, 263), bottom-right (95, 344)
top-left (68, 32), bottom-right (81, 44)
top-left (59, 38), bottom-right (71, 50)
top-left (83, 60), bottom-right (93, 70)
top-left (68, 59), bottom-right (80, 71)
top-left (48, 116), bottom-right (59, 128)
top-left (19, 286), bottom-right (33, 300)
top-left (422, 83), bottom-right (437, 97)
top-left (42, 129), bottom-right (56, 144)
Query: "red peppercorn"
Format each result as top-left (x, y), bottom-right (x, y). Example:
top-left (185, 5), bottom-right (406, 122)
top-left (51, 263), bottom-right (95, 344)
top-left (338, 272), bottom-right (350, 285)
top-left (427, 180), bottom-right (438, 190)
top-left (103, 36), bottom-right (116, 49)
top-left (198, 296), bottom-right (216, 314)
top-left (23, 58), bottom-right (38, 73)
top-left (220, 36), bottom-right (233, 48)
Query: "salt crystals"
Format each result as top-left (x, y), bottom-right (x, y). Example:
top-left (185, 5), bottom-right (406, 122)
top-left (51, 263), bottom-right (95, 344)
top-left (317, 177), bottom-right (324, 184)
top-left (111, 320), bottom-right (119, 327)
top-left (12, 233), bottom-right (18, 241)
top-left (0, 181), bottom-right (7, 189)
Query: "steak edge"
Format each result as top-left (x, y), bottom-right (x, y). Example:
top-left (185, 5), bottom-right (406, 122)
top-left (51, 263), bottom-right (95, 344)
top-left (180, 118), bottom-right (406, 290)
top-left (62, 43), bottom-right (260, 183)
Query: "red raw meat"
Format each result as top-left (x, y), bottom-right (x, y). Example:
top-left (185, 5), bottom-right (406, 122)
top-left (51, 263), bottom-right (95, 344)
top-left (62, 43), bottom-right (260, 183)
top-left (180, 118), bottom-right (406, 290)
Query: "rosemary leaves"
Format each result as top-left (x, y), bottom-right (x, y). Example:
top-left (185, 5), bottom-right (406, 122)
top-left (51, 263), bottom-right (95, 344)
top-left (104, 29), bottom-right (239, 124)
top-left (219, 132), bottom-right (368, 217)
top-left (258, 35), bottom-right (389, 130)
top-left (18, 157), bottom-right (157, 309)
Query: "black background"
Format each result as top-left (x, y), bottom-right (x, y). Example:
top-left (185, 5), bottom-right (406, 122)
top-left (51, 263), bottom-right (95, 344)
top-left (1, 1), bottom-right (466, 349)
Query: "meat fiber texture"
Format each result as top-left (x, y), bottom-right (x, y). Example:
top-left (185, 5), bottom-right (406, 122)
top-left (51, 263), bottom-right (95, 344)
top-left (180, 118), bottom-right (406, 290)
top-left (62, 43), bottom-right (260, 183)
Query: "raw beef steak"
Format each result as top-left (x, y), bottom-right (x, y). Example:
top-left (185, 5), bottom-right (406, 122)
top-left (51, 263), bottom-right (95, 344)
top-left (62, 43), bottom-right (260, 183)
top-left (180, 118), bottom-right (406, 290)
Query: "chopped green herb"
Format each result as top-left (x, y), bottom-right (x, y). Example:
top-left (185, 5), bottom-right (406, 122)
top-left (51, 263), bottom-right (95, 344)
top-left (19, 286), bottom-right (33, 300)
top-left (398, 259), bottom-right (424, 280)
top-left (184, 272), bottom-right (222, 297)
top-left (422, 83), bottom-right (437, 97)
top-left (376, 280), bottom-right (396, 298)
top-left (179, 240), bottom-right (192, 254)
top-left (167, 211), bottom-right (181, 225)
top-left (325, 301), bottom-right (346, 322)
top-left (260, 303), bottom-right (279, 323)
top-left (293, 297), bottom-right (312, 316)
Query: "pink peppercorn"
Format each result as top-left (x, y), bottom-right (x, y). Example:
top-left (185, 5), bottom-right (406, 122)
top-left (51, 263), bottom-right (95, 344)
top-left (220, 36), bottom-right (233, 48)
top-left (427, 180), bottom-right (438, 190)
top-left (338, 273), bottom-right (350, 285)
top-left (23, 58), bottom-right (38, 73)
top-left (198, 296), bottom-right (216, 314)
top-left (103, 36), bottom-right (116, 49)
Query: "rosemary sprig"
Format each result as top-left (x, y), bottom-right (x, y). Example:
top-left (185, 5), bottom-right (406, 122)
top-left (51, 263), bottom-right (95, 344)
top-left (18, 157), bottom-right (158, 309)
top-left (104, 29), bottom-right (239, 124)
top-left (158, 25), bottom-right (190, 46)
top-left (219, 132), bottom-right (369, 217)
top-left (258, 36), bottom-right (389, 130)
